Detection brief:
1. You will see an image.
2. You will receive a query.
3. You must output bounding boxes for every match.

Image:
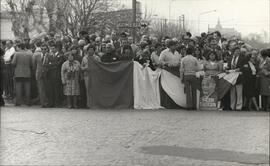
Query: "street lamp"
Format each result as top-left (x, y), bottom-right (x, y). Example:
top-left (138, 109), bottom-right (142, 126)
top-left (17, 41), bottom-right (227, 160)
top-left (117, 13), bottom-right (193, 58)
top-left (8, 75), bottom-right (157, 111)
top-left (169, 0), bottom-right (180, 23)
top-left (197, 10), bottom-right (217, 34)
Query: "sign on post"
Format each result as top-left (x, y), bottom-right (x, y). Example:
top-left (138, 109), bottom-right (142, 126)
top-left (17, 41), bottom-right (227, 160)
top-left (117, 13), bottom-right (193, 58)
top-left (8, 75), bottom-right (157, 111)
top-left (118, 22), bottom-right (141, 29)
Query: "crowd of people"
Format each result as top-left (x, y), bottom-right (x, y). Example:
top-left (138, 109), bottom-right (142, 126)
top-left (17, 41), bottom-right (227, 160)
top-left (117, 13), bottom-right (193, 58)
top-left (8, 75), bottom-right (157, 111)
top-left (0, 30), bottom-right (270, 111)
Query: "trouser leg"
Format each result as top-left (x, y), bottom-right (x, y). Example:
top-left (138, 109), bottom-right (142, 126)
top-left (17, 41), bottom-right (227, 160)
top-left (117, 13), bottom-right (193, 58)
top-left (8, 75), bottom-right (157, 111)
top-left (191, 77), bottom-right (197, 109)
top-left (184, 76), bottom-right (192, 109)
top-left (45, 77), bottom-right (53, 107)
top-left (24, 79), bottom-right (31, 105)
top-left (73, 96), bottom-right (78, 108)
top-left (54, 79), bottom-right (62, 107)
top-left (37, 79), bottom-right (47, 106)
top-left (67, 96), bottom-right (72, 108)
top-left (230, 86), bottom-right (236, 110)
top-left (235, 84), bottom-right (243, 110)
top-left (84, 77), bottom-right (90, 108)
top-left (15, 79), bottom-right (22, 105)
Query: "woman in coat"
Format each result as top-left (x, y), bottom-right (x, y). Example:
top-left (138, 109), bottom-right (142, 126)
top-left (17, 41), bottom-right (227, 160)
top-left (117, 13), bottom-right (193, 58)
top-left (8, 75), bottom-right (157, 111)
top-left (258, 48), bottom-right (270, 111)
top-left (61, 52), bottom-right (81, 108)
top-left (242, 53), bottom-right (260, 111)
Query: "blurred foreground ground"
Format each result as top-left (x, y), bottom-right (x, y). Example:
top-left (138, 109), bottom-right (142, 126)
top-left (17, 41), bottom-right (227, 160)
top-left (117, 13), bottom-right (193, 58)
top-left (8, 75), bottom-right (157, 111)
top-left (1, 106), bottom-right (269, 166)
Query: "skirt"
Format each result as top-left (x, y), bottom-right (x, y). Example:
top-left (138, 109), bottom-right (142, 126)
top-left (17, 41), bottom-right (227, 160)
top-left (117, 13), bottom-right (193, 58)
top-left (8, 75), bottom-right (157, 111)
top-left (260, 75), bottom-right (270, 96)
top-left (63, 79), bottom-right (80, 96)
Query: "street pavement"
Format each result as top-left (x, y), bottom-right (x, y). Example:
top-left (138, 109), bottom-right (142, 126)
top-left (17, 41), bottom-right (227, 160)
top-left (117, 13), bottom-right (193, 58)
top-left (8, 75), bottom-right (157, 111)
top-left (1, 106), bottom-right (269, 166)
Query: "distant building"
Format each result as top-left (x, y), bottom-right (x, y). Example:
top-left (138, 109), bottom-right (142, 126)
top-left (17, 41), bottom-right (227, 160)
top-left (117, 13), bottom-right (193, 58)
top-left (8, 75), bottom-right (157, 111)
top-left (92, 2), bottom-right (142, 36)
top-left (208, 19), bottom-right (241, 39)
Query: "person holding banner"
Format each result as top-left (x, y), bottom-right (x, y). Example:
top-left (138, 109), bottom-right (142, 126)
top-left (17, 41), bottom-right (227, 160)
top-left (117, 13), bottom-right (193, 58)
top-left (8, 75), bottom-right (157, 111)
top-left (159, 40), bottom-right (183, 108)
top-left (227, 47), bottom-right (246, 111)
top-left (100, 43), bottom-right (118, 63)
top-left (159, 40), bottom-right (182, 69)
top-left (204, 51), bottom-right (223, 77)
top-left (151, 43), bottom-right (163, 69)
top-left (81, 44), bottom-right (100, 108)
top-left (201, 51), bottom-right (223, 110)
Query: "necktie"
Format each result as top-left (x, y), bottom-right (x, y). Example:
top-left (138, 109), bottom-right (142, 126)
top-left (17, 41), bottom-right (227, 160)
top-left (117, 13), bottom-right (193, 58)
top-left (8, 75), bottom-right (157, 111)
top-left (43, 54), bottom-right (46, 65)
top-left (232, 56), bottom-right (236, 69)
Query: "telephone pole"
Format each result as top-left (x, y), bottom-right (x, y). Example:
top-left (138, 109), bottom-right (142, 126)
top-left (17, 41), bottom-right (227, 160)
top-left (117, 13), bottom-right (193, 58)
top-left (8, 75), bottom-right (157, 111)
top-left (182, 14), bottom-right (185, 32)
top-left (132, 0), bottom-right (137, 43)
top-left (179, 15), bottom-right (185, 32)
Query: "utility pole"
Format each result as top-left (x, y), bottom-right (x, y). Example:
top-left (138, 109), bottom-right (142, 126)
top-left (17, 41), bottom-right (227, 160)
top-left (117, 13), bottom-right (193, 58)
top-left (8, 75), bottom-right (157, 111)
top-left (164, 19), bottom-right (167, 35)
top-left (182, 14), bottom-right (185, 32)
top-left (178, 16), bottom-right (181, 31)
top-left (179, 15), bottom-right (185, 32)
top-left (132, 0), bottom-right (137, 43)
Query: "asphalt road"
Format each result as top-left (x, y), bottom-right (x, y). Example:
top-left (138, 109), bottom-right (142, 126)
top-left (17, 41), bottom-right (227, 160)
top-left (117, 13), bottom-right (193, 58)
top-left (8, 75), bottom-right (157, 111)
top-left (1, 106), bottom-right (269, 166)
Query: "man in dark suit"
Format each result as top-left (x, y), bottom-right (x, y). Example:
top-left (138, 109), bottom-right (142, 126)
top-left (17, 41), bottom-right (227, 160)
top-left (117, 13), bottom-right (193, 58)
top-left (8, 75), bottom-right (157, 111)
top-left (12, 43), bottom-right (33, 106)
top-left (33, 43), bottom-right (48, 107)
top-left (45, 41), bottom-right (65, 107)
top-left (100, 43), bottom-right (119, 63)
top-left (227, 46), bottom-right (246, 111)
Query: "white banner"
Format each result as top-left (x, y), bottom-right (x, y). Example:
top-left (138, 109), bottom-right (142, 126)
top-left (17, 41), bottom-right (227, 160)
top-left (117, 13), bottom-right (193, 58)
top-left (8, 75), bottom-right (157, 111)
top-left (133, 62), bottom-right (163, 109)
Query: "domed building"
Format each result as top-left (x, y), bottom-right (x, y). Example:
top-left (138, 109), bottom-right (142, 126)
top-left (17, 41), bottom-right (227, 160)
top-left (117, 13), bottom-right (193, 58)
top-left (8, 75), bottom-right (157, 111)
top-left (208, 19), bottom-right (241, 39)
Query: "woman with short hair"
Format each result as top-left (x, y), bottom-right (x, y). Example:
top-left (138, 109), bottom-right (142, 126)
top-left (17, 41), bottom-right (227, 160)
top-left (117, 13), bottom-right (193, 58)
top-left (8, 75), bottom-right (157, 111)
top-left (242, 53), bottom-right (260, 111)
top-left (61, 52), bottom-right (81, 108)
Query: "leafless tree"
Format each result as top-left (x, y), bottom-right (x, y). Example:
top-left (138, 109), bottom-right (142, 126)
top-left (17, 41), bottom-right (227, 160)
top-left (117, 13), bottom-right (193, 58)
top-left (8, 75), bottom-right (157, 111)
top-left (6, 0), bottom-right (120, 38)
top-left (6, 0), bottom-right (36, 38)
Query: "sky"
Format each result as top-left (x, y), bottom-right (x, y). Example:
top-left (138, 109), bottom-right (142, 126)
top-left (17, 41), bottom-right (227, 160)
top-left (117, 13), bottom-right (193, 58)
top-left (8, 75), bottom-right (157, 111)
top-left (118, 0), bottom-right (270, 42)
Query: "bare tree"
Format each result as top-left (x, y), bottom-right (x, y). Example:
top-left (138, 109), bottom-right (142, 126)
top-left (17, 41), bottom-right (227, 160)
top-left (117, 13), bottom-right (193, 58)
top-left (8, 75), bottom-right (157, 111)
top-left (6, 0), bottom-right (36, 39)
top-left (6, 0), bottom-right (50, 38)
top-left (149, 18), bottom-right (186, 38)
top-left (60, 0), bottom-right (117, 36)
top-left (6, 0), bottom-right (124, 38)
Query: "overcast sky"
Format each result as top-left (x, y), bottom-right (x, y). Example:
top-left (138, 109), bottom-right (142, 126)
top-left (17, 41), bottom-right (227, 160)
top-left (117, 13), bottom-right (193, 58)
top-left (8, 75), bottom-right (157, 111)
top-left (119, 0), bottom-right (270, 42)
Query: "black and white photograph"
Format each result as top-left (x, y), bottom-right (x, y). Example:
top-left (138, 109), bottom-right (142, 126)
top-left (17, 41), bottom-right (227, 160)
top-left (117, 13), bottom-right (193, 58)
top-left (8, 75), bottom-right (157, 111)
top-left (0, 0), bottom-right (269, 165)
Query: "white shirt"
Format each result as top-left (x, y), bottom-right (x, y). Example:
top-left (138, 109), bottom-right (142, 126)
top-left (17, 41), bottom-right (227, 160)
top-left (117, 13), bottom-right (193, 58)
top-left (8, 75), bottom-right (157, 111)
top-left (4, 47), bottom-right (15, 62)
top-left (159, 48), bottom-right (182, 67)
